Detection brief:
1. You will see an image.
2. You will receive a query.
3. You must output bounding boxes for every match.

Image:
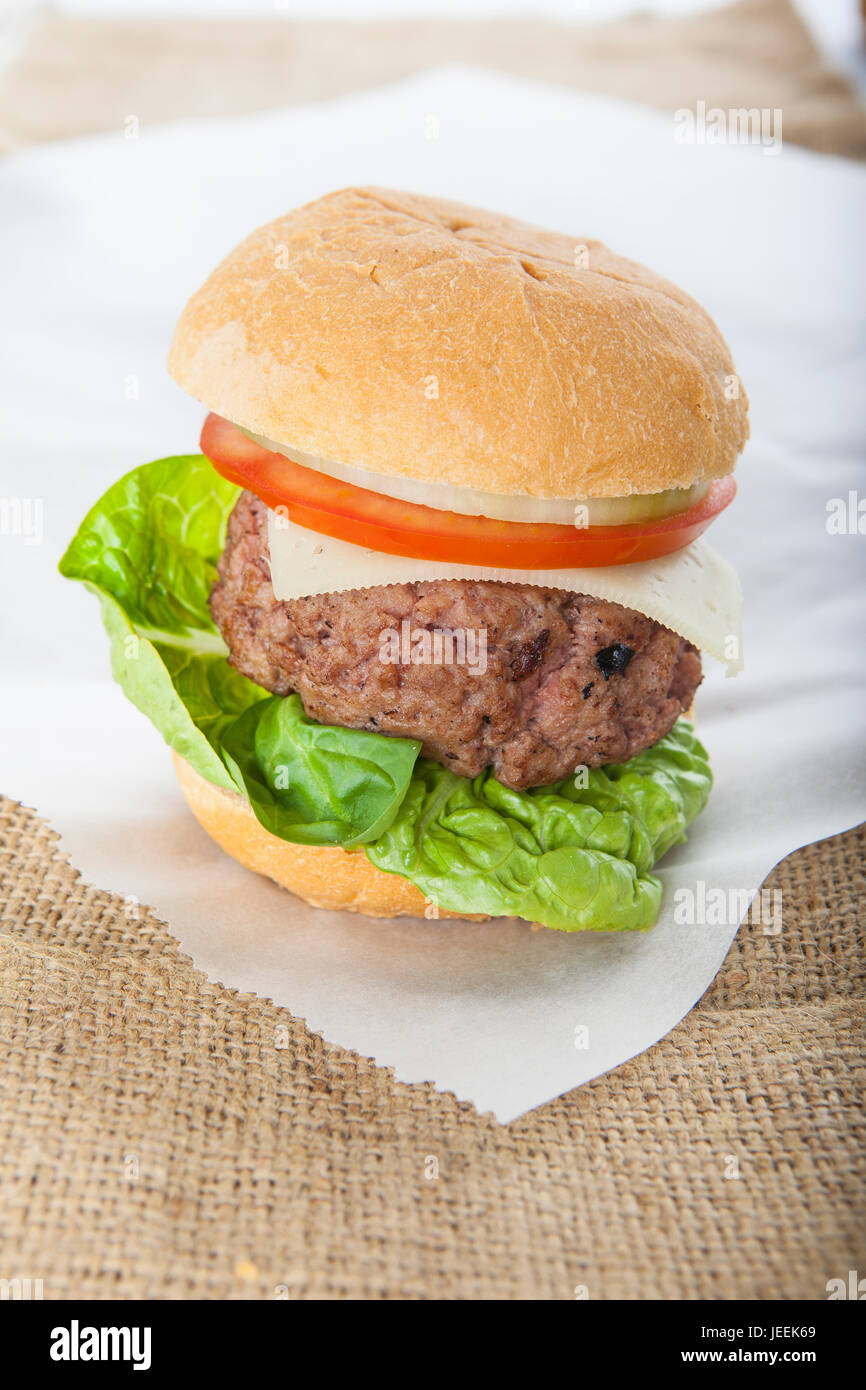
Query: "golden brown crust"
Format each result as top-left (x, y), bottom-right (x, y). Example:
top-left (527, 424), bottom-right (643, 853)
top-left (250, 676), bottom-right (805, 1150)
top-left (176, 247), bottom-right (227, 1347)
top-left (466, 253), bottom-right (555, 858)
top-left (168, 186), bottom-right (748, 500)
top-left (172, 752), bottom-right (484, 921)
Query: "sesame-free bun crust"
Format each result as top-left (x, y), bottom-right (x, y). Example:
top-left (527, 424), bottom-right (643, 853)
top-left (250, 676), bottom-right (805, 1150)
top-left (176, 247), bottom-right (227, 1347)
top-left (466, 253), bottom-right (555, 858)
top-left (172, 752), bottom-right (481, 921)
top-left (169, 186), bottom-right (748, 499)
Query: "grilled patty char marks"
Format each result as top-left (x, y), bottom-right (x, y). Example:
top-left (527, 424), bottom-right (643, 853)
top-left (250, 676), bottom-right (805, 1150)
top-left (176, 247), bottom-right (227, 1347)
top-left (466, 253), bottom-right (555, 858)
top-left (210, 491), bottom-right (702, 790)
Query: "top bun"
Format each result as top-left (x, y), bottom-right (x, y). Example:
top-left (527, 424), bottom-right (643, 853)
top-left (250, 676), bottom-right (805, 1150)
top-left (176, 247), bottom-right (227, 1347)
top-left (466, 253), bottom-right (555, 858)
top-left (169, 186), bottom-right (748, 499)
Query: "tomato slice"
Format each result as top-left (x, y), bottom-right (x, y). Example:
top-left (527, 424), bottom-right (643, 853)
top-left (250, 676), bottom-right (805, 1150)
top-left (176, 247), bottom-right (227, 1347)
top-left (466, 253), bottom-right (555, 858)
top-left (201, 413), bottom-right (735, 569)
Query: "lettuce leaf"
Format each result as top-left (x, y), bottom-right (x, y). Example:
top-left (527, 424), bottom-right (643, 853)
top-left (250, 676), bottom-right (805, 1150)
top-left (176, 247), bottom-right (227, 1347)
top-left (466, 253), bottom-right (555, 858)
top-left (60, 455), bottom-right (264, 790)
top-left (59, 454), bottom-right (241, 639)
top-left (221, 694), bottom-right (419, 847)
top-left (366, 721), bottom-right (711, 932)
top-left (60, 454), bottom-right (713, 932)
top-left (91, 585), bottom-right (264, 790)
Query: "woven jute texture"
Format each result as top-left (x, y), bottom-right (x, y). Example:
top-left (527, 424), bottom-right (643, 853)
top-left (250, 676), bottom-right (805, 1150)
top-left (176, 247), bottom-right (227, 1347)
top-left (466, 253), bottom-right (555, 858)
top-left (0, 794), bottom-right (863, 1300)
top-left (2, 0), bottom-right (865, 160)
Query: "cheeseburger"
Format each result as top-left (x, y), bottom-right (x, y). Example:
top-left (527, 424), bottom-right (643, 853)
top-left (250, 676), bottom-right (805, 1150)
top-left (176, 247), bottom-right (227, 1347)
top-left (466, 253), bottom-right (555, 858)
top-left (61, 187), bottom-right (747, 933)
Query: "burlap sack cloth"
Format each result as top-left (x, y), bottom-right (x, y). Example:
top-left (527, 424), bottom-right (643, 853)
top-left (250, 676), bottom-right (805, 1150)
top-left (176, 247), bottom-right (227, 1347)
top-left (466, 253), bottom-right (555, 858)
top-left (1, 0), bottom-right (863, 1299)
top-left (2, 0), bottom-right (866, 158)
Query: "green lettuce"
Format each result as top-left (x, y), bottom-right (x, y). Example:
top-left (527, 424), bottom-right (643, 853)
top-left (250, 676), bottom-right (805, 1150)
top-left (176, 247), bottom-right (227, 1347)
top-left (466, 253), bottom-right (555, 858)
top-left (366, 721), bottom-right (710, 931)
top-left (221, 695), bottom-right (419, 847)
top-left (60, 454), bottom-right (713, 932)
top-left (60, 455), bottom-right (263, 790)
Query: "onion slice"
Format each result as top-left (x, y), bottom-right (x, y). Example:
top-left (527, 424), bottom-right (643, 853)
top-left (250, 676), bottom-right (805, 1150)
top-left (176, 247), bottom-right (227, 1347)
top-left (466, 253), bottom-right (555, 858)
top-left (239, 426), bottom-right (709, 526)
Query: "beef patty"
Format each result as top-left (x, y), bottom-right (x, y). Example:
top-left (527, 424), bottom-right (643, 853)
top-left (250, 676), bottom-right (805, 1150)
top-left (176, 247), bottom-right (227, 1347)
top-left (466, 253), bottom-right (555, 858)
top-left (210, 491), bottom-right (702, 790)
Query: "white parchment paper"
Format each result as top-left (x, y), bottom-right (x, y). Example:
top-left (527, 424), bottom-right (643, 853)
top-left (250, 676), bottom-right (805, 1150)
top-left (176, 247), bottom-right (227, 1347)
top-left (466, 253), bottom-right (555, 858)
top-left (1, 69), bottom-right (864, 1121)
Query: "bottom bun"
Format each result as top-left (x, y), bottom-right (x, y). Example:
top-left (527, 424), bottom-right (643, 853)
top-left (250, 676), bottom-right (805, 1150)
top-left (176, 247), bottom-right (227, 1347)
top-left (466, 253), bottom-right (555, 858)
top-left (172, 752), bottom-right (484, 921)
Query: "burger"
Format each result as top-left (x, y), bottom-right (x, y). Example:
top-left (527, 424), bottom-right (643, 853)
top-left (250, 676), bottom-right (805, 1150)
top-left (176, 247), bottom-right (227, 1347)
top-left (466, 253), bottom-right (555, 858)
top-left (60, 187), bottom-right (747, 932)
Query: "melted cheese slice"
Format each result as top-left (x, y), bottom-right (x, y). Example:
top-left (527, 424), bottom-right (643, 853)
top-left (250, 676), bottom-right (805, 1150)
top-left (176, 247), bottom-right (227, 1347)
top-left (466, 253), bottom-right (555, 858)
top-left (266, 511), bottom-right (743, 674)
